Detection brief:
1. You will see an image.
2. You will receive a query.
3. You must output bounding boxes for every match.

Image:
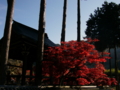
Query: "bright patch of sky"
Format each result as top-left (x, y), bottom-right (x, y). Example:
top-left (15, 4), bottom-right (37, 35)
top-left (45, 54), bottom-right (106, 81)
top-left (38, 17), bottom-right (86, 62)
top-left (0, 0), bottom-right (120, 44)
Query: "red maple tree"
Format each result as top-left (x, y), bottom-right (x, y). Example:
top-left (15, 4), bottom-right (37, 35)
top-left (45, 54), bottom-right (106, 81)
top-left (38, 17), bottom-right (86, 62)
top-left (42, 38), bottom-right (117, 86)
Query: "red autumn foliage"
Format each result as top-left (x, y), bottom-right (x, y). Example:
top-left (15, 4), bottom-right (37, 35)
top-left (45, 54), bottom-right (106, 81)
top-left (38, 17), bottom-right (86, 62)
top-left (42, 39), bottom-right (117, 86)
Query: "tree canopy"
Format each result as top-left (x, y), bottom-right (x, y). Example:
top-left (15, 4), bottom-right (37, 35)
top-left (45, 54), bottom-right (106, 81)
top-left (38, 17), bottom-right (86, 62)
top-left (85, 1), bottom-right (120, 51)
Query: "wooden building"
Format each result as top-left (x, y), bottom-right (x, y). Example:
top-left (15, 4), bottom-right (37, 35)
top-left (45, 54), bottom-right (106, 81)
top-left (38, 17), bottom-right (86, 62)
top-left (0, 21), bottom-right (57, 85)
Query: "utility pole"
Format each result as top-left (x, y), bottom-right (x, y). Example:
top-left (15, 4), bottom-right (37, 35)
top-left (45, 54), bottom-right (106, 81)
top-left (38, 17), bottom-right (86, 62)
top-left (0, 0), bottom-right (15, 85)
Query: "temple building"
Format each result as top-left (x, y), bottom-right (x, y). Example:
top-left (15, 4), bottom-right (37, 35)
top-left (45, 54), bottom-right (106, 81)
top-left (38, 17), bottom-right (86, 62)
top-left (0, 21), bottom-right (57, 85)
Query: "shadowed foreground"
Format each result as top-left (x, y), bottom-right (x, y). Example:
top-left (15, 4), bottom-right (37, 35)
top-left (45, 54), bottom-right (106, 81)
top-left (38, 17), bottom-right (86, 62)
top-left (0, 85), bottom-right (114, 90)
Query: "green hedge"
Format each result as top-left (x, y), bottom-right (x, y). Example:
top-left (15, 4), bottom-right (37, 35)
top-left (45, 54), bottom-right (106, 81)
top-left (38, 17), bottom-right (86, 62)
top-left (105, 68), bottom-right (120, 76)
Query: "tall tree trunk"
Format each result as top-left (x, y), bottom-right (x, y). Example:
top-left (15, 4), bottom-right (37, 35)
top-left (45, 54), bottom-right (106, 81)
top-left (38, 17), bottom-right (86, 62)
top-left (114, 44), bottom-right (119, 90)
top-left (0, 0), bottom-right (15, 85)
top-left (77, 0), bottom-right (81, 42)
top-left (60, 0), bottom-right (67, 43)
top-left (35, 0), bottom-right (46, 85)
top-left (108, 47), bottom-right (112, 78)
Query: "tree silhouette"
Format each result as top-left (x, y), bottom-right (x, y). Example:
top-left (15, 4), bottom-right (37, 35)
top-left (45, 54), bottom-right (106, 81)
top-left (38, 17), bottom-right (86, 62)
top-left (85, 1), bottom-right (120, 89)
top-left (85, 1), bottom-right (120, 51)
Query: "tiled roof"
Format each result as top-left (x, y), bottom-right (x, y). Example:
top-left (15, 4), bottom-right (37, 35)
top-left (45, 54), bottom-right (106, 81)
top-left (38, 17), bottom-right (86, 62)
top-left (12, 21), bottom-right (57, 47)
